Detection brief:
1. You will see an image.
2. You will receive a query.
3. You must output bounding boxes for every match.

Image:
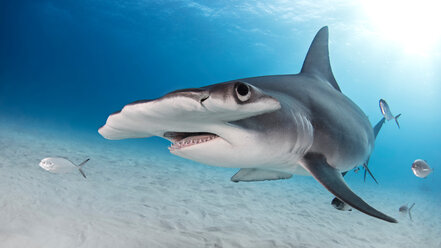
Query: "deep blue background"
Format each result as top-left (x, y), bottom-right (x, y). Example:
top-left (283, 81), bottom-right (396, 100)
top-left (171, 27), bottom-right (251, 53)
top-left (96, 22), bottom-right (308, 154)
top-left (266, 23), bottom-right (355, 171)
top-left (1, 0), bottom-right (440, 192)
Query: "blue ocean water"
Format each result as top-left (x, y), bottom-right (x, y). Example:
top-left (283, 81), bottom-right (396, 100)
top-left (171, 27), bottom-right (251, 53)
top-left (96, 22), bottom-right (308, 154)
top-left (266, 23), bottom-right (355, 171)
top-left (1, 1), bottom-right (441, 247)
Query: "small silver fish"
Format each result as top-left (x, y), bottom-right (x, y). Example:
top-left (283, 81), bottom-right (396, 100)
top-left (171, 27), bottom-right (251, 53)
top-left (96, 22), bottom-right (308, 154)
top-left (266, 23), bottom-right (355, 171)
top-left (331, 197), bottom-right (352, 211)
top-left (39, 157), bottom-right (89, 178)
top-left (399, 203), bottom-right (415, 221)
top-left (379, 99), bottom-right (401, 128)
top-left (412, 159), bottom-right (433, 178)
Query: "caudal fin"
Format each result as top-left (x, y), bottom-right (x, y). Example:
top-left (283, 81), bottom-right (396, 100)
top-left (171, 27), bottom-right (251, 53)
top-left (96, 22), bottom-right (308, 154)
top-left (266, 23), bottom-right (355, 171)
top-left (363, 161), bottom-right (378, 184)
top-left (77, 158), bottom-right (89, 179)
top-left (408, 203), bottom-right (415, 221)
top-left (373, 118), bottom-right (386, 138)
top-left (394, 114), bottom-right (401, 129)
top-left (361, 117), bottom-right (387, 183)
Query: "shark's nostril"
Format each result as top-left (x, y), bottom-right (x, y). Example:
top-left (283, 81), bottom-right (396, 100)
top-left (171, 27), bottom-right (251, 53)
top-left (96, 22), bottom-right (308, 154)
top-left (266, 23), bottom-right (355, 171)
top-left (200, 95), bottom-right (209, 103)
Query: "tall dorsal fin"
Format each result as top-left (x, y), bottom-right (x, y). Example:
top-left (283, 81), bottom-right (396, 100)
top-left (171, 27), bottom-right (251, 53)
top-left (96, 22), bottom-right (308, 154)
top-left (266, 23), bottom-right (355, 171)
top-left (300, 26), bottom-right (341, 92)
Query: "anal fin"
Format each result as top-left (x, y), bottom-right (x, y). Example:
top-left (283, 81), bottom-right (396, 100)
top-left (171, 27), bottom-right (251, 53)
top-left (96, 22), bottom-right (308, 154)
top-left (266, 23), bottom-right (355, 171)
top-left (231, 168), bottom-right (292, 182)
top-left (302, 153), bottom-right (397, 223)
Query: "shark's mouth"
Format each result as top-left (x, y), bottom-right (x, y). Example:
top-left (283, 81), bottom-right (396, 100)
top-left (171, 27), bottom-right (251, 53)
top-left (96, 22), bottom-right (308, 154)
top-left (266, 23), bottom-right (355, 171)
top-left (164, 132), bottom-right (219, 151)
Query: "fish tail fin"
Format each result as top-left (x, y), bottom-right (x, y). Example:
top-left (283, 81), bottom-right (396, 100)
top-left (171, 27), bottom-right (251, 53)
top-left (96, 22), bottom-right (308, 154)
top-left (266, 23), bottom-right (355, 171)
top-left (408, 203), bottom-right (415, 221)
top-left (394, 114), bottom-right (401, 129)
top-left (79, 168), bottom-right (87, 179)
top-left (78, 158), bottom-right (90, 167)
top-left (77, 158), bottom-right (89, 179)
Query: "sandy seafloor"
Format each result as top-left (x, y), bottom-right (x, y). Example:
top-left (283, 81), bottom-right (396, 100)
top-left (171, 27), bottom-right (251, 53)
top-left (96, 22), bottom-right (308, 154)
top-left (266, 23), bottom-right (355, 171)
top-left (0, 121), bottom-right (440, 248)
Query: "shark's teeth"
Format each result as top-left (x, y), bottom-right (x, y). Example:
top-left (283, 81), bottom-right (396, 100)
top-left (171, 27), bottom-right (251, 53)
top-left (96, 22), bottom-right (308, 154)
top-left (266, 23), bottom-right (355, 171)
top-left (169, 134), bottom-right (218, 151)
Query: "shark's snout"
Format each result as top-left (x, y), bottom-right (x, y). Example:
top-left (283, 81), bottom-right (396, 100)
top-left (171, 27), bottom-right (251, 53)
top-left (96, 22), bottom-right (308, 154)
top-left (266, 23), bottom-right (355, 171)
top-left (166, 88), bottom-right (210, 104)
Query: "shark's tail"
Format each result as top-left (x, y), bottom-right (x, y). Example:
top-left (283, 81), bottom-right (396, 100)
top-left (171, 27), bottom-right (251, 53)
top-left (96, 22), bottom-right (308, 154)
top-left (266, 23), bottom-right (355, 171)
top-left (408, 202), bottom-right (415, 221)
top-left (77, 158), bottom-right (89, 179)
top-left (394, 114), bottom-right (401, 129)
top-left (363, 160), bottom-right (378, 184)
top-left (363, 117), bottom-right (386, 183)
top-left (373, 117), bottom-right (386, 138)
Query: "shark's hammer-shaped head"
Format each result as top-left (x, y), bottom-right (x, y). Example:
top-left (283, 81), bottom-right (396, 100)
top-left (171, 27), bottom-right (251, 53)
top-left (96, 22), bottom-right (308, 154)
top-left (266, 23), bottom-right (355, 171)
top-left (99, 26), bottom-right (400, 224)
top-left (98, 81), bottom-right (281, 167)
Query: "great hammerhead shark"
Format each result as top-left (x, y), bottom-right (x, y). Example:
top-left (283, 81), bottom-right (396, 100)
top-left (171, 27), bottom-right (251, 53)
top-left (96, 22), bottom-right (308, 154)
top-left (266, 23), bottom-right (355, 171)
top-left (99, 26), bottom-right (397, 223)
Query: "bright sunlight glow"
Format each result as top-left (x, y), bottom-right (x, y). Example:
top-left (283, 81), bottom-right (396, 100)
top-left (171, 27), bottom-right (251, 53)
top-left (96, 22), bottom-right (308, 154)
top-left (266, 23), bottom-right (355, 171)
top-left (362, 0), bottom-right (441, 55)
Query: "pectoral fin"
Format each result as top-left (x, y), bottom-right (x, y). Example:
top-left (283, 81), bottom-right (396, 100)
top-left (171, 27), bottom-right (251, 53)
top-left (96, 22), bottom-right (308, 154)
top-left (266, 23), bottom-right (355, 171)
top-left (231, 168), bottom-right (292, 182)
top-left (302, 153), bottom-right (397, 223)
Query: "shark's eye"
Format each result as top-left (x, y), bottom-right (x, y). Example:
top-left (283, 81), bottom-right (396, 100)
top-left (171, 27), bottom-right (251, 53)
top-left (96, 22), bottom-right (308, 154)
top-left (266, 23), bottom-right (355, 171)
top-left (235, 82), bottom-right (251, 102)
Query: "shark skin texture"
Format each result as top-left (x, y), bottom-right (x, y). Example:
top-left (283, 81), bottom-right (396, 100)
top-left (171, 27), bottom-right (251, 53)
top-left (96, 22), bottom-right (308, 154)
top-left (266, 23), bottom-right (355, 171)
top-left (99, 27), bottom-right (397, 223)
